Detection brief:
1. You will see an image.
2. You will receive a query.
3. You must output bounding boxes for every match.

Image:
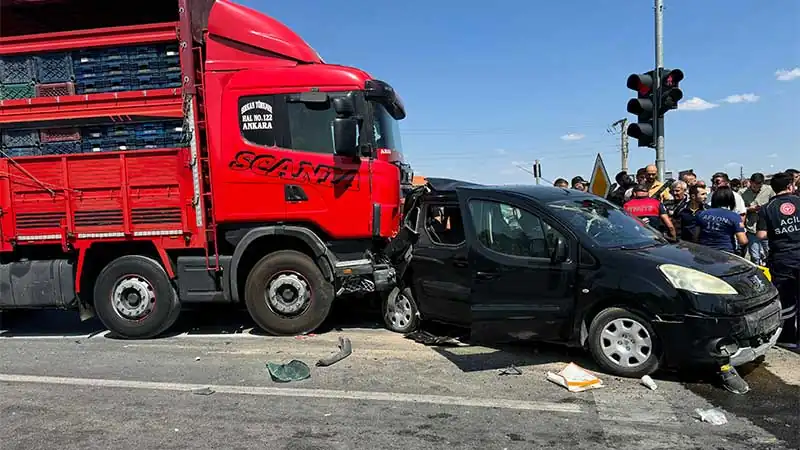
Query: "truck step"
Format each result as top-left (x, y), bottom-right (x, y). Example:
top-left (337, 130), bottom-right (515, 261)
top-left (34, 52), bottom-right (74, 84)
top-left (0, 82), bottom-right (35, 100)
top-left (0, 55), bottom-right (35, 84)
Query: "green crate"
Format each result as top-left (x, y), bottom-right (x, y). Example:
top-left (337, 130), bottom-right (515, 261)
top-left (0, 82), bottom-right (35, 100)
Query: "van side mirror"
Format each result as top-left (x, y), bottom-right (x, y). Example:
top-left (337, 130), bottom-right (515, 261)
top-left (551, 237), bottom-right (568, 264)
top-left (332, 118), bottom-right (358, 157)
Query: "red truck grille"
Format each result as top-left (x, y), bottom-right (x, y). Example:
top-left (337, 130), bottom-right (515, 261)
top-left (131, 207), bottom-right (182, 225)
top-left (74, 209), bottom-right (124, 227)
top-left (15, 212), bottom-right (66, 229)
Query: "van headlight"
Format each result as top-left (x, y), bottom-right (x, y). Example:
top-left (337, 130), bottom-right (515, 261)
top-left (658, 264), bottom-right (738, 295)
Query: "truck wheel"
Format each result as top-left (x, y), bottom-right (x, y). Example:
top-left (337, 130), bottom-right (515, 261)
top-left (382, 286), bottom-right (420, 333)
top-left (588, 307), bottom-right (660, 378)
top-left (244, 250), bottom-right (334, 336)
top-left (93, 255), bottom-right (181, 339)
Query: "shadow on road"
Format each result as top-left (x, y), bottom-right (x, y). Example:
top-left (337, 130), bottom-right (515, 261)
top-left (0, 297), bottom-right (385, 339)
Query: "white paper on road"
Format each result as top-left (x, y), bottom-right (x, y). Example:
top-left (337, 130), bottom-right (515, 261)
top-left (546, 362), bottom-right (604, 392)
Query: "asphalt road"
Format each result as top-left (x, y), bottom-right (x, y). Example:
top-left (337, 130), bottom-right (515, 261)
top-left (0, 310), bottom-right (798, 450)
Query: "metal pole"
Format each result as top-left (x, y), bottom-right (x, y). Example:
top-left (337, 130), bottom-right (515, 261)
top-left (534, 159), bottom-right (541, 185)
top-left (621, 118), bottom-right (629, 173)
top-left (654, 0), bottom-right (665, 181)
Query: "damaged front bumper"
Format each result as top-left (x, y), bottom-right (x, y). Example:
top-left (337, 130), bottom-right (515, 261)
top-left (653, 297), bottom-right (782, 369)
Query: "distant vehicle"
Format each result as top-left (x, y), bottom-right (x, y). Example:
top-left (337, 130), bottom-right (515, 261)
top-left (388, 178), bottom-right (782, 378)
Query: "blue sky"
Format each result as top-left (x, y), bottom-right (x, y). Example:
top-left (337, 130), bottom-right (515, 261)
top-left (242, 0), bottom-right (799, 185)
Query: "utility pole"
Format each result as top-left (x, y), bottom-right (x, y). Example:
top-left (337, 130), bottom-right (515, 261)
top-left (739, 165), bottom-right (744, 181)
top-left (611, 118), bottom-right (629, 173)
top-left (654, 0), bottom-right (665, 181)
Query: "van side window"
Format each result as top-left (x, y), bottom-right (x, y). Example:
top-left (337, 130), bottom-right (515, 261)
top-left (468, 199), bottom-right (564, 259)
top-left (238, 95), bottom-right (278, 147)
top-left (425, 204), bottom-right (465, 246)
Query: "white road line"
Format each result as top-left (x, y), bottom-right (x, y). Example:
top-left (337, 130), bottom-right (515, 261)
top-left (0, 373), bottom-right (583, 414)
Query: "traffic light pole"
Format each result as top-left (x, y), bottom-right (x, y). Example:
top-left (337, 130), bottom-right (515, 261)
top-left (654, 0), bottom-right (666, 181)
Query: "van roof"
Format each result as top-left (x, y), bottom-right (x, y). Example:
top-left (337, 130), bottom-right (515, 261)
top-left (424, 177), bottom-right (597, 203)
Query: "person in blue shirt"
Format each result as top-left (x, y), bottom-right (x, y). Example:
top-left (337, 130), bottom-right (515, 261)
top-left (676, 183), bottom-right (707, 241)
top-left (695, 186), bottom-right (748, 253)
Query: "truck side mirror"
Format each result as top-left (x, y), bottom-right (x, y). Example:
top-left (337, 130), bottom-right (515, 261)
top-left (332, 117), bottom-right (358, 157)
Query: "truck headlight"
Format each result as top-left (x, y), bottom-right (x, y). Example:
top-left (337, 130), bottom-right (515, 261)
top-left (658, 264), bottom-right (738, 295)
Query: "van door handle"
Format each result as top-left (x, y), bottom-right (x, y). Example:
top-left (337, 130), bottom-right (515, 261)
top-left (476, 271), bottom-right (497, 280)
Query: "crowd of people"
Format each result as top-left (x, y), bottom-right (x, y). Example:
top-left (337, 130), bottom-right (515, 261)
top-left (555, 166), bottom-right (800, 351)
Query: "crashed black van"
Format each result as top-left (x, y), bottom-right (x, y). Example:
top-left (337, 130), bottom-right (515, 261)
top-left (383, 178), bottom-right (783, 378)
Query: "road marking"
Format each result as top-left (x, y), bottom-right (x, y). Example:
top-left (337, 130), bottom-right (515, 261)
top-left (0, 373), bottom-right (583, 414)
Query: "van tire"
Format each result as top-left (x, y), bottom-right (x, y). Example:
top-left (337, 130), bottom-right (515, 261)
top-left (383, 286), bottom-right (420, 333)
top-left (588, 307), bottom-right (660, 378)
top-left (93, 255), bottom-right (181, 339)
top-left (244, 250), bottom-right (334, 336)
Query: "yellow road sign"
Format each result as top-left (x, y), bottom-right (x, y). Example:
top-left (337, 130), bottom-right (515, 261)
top-left (589, 153), bottom-right (611, 198)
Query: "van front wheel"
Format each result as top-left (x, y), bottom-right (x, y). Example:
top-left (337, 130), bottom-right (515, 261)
top-left (588, 307), bottom-right (660, 378)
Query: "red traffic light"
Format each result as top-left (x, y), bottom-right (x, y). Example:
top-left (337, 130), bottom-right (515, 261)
top-left (627, 73), bottom-right (654, 95)
top-left (662, 69), bottom-right (684, 88)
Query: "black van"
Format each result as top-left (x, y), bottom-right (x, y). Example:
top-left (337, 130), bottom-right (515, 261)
top-left (384, 178), bottom-right (782, 378)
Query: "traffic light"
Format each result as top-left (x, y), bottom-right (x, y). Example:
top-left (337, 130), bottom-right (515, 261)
top-left (659, 68), bottom-right (684, 113)
top-left (626, 71), bottom-right (656, 148)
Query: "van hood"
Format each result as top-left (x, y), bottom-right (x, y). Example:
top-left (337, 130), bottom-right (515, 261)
top-left (617, 240), bottom-right (754, 278)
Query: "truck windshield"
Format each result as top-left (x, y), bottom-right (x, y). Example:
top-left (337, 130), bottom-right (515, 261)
top-left (547, 198), bottom-right (667, 249)
top-left (372, 103), bottom-right (403, 155)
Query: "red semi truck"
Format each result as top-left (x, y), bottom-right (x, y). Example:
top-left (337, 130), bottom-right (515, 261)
top-left (0, 0), bottom-right (414, 338)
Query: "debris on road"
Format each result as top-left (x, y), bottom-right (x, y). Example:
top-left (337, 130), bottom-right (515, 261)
top-left (695, 408), bottom-right (728, 425)
top-left (194, 357), bottom-right (201, 361)
top-left (546, 363), bottom-right (603, 392)
top-left (640, 375), bottom-right (657, 390)
top-left (316, 336), bottom-right (352, 367)
top-left (405, 330), bottom-right (465, 347)
top-left (192, 387), bottom-right (215, 396)
top-left (498, 364), bottom-right (523, 376)
top-left (267, 359), bottom-right (311, 382)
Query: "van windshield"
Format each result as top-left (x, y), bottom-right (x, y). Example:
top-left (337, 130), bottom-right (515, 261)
top-left (547, 198), bottom-right (667, 248)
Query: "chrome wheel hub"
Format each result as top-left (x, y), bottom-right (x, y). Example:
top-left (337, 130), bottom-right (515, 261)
top-left (267, 273), bottom-right (310, 315)
top-left (112, 276), bottom-right (155, 320)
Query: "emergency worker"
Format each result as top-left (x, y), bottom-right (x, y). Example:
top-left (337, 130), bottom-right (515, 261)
top-left (756, 172), bottom-right (800, 347)
top-left (623, 184), bottom-right (676, 239)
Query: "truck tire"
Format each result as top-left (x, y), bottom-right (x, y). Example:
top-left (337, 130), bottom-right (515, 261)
top-left (93, 255), bottom-right (181, 339)
top-left (588, 307), bottom-right (660, 378)
top-left (244, 250), bottom-right (334, 336)
top-left (382, 286), bottom-right (420, 333)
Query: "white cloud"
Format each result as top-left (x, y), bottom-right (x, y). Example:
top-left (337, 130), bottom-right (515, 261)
top-left (722, 93), bottom-right (760, 104)
top-left (767, 153), bottom-right (778, 158)
top-left (494, 148), bottom-right (507, 155)
top-left (775, 68), bottom-right (800, 81)
top-left (500, 168), bottom-right (517, 175)
top-left (724, 161), bottom-right (742, 168)
top-left (560, 133), bottom-right (585, 141)
top-left (678, 97), bottom-right (719, 111)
